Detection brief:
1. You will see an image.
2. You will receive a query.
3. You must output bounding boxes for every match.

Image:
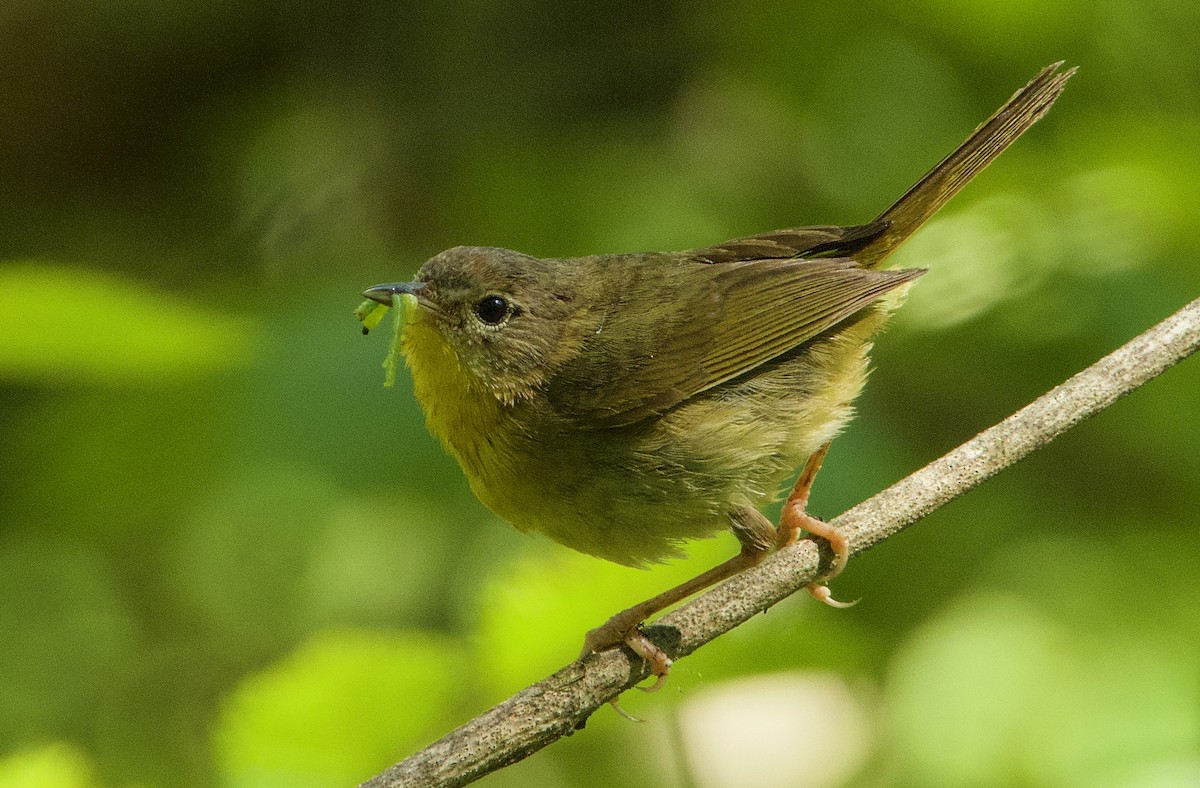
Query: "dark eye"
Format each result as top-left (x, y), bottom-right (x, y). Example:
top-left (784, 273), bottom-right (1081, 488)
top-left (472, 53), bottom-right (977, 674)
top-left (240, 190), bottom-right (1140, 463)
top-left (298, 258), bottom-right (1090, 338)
top-left (475, 294), bottom-right (511, 325)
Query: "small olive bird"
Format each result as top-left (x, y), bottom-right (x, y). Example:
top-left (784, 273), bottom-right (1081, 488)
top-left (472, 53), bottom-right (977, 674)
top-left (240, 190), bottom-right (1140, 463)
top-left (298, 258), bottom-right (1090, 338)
top-left (361, 63), bottom-right (1074, 682)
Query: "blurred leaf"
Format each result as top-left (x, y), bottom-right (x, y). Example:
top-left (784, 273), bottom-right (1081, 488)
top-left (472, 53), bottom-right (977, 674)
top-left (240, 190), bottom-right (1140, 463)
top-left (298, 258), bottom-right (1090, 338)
top-left (0, 263), bottom-right (255, 383)
top-left (0, 743), bottom-right (99, 788)
top-left (885, 593), bottom-right (1076, 784)
top-left (473, 537), bottom-right (734, 698)
top-left (893, 193), bottom-right (1054, 332)
top-left (215, 629), bottom-right (468, 788)
top-left (885, 588), bottom-right (1200, 785)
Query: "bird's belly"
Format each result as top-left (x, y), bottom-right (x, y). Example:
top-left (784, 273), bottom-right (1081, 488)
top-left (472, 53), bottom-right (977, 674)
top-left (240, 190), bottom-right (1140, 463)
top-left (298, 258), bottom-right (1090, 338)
top-left (403, 303), bottom-right (887, 569)
top-left (463, 345), bottom-right (871, 569)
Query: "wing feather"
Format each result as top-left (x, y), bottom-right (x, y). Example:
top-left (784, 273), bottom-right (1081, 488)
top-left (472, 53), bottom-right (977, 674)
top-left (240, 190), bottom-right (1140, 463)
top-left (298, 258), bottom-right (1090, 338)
top-left (688, 221), bottom-right (888, 263)
top-left (547, 253), bottom-right (924, 426)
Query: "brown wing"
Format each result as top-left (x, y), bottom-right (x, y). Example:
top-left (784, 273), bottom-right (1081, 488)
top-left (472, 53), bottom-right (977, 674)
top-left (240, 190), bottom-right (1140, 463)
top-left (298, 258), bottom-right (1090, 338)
top-left (688, 221), bottom-right (888, 264)
top-left (547, 252), bottom-right (924, 427)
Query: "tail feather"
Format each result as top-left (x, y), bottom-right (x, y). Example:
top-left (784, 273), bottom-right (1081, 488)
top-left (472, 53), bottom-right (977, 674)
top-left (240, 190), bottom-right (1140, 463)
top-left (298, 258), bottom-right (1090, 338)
top-left (857, 62), bottom-right (1076, 268)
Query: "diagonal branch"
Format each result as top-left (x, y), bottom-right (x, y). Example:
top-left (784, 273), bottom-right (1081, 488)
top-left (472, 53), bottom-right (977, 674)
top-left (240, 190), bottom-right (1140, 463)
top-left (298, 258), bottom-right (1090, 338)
top-left (362, 295), bottom-right (1200, 788)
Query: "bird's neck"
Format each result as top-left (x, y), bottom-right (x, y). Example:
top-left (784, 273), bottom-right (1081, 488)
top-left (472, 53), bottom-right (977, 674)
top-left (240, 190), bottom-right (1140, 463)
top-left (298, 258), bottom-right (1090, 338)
top-left (400, 310), bottom-right (506, 481)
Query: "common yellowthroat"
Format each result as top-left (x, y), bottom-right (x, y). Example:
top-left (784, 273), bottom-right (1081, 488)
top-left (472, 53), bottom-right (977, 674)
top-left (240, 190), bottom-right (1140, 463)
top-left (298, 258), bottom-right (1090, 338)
top-left (359, 63), bottom-right (1074, 680)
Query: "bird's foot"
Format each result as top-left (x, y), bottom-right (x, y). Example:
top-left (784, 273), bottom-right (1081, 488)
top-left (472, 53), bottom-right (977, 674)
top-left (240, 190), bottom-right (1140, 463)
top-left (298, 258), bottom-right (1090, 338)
top-left (782, 510), bottom-right (857, 607)
top-left (580, 612), bottom-right (673, 692)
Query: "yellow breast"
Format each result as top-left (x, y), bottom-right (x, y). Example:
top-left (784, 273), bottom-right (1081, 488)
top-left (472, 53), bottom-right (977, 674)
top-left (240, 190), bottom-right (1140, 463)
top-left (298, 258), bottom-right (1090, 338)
top-left (399, 304), bottom-right (522, 521)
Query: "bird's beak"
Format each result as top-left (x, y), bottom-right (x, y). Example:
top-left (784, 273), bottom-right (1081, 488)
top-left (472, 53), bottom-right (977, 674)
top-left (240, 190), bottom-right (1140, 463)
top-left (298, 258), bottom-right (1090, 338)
top-left (362, 281), bottom-right (427, 305)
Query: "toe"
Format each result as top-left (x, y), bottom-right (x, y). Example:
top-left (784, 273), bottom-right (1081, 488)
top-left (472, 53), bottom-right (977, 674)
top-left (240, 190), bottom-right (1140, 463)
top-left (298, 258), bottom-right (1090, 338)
top-left (807, 582), bottom-right (859, 609)
top-left (625, 629), bottom-right (673, 687)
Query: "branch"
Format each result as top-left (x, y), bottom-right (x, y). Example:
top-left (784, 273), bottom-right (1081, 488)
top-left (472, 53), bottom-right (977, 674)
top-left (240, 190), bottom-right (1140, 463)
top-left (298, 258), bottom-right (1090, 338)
top-left (362, 296), bottom-right (1200, 788)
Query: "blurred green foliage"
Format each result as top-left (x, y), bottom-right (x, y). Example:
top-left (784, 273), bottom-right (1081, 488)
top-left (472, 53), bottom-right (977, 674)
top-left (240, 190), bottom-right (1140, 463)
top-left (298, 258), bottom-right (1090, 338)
top-left (2, 2), bottom-right (1199, 786)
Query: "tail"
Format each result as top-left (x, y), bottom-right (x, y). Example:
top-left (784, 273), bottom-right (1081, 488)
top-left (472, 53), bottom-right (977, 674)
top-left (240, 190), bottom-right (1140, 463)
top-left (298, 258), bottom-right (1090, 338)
top-left (857, 62), bottom-right (1075, 268)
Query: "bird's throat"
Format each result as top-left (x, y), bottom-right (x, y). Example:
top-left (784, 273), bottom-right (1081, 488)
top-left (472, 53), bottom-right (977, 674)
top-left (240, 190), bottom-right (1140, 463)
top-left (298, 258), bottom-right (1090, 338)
top-left (400, 310), bottom-right (506, 484)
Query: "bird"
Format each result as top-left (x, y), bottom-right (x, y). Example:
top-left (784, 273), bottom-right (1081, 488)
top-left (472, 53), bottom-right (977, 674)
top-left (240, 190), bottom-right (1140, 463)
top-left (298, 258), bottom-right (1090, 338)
top-left (360, 63), bottom-right (1075, 683)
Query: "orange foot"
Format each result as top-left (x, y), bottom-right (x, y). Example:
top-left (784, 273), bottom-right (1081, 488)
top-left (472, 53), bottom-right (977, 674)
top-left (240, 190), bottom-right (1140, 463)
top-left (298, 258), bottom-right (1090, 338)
top-left (776, 443), bottom-right (856, 607)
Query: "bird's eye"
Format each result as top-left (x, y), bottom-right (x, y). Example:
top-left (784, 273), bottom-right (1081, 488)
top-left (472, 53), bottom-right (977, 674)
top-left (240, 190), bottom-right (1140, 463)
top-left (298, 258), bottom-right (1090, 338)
top-left (475, 294), bottom-right (511, 325)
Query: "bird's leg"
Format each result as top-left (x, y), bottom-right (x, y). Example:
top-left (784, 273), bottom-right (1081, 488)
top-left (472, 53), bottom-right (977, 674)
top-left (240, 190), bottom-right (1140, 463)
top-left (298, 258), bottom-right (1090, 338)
top-left (776, 442), bottom-right (855, 608)
top-left (580, 506), bottom-right (774, 689)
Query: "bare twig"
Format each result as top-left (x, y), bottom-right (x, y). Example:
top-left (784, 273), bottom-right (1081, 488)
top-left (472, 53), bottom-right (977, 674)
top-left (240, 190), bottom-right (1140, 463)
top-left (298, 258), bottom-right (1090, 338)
top-left (362, 296), bottom-right (1200, 788)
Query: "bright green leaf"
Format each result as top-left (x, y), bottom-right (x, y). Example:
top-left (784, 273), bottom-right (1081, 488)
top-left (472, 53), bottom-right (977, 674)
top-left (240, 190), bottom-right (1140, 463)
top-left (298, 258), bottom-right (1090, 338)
top-left (215, 629), bottom-right (468, 788)
top-left (0, 263), bottom-right (256, 383)
top-left (474, 536), bottom-right (736, 697)
top-left (0, 742), bottom-right (99, 788)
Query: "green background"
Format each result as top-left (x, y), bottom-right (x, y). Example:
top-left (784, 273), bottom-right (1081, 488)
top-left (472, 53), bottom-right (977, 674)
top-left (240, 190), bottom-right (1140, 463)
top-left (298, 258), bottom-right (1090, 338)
top-left (2, 2), bottom-right (1198, 786)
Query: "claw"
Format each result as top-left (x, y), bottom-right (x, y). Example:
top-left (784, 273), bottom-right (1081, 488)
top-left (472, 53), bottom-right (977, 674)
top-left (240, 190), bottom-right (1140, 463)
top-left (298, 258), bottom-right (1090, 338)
top-left (608, 697), bottom-right (643, 722)
top-left (807, 582), bottom-right (859, 609)
top-left (637, 672), bottom-right (670, 694)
